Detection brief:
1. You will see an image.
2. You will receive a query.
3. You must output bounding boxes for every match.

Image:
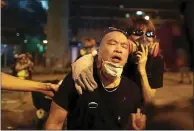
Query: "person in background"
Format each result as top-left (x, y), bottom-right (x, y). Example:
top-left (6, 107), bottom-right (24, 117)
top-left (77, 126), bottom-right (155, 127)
top-left (176, 48), bottom-right (192, 84)
top-left (79, 37), bottom-right (97, 58)
top-left (15, 54), bottom-right (33, 80)
top-left (25, 52), bottom-right (34, 79)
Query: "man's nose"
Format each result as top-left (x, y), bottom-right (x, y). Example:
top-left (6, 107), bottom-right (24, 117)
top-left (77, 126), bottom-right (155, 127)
top-left (114, 44), bottom-right (122, 53)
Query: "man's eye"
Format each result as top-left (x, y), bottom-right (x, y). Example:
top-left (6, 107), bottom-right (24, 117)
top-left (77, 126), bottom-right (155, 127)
top-left (108, 42), bottom-right (116, 45)
top-left (122, 43), bottom-right (128, 49)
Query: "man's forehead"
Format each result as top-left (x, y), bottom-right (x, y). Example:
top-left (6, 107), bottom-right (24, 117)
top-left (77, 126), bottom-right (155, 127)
top-left (102, 31), bottom-right (128, 41)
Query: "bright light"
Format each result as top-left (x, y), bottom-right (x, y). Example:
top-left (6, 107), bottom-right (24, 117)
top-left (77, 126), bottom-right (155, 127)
top-left (43, 40), bottom-right (48, 44)
top-left (144, 15), bottom-right (150, 20)
top-left (125, 13), bottom-right (130, 18)
top-left (24, 40), bottom-right (27, 43)
top-left (16, 33), bottom-right (20, 36)
top-left (3, 44), bottom-right (7, 48)
top-left (40, 0), bottom-right (48, 10)
top-left (119, 5), bottom-right (124, 9)
top-left (136, 11), bottom-right (144, 15)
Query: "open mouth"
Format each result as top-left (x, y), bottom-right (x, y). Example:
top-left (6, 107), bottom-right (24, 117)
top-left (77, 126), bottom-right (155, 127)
top-left (111, 56), bottom-right (122, 63)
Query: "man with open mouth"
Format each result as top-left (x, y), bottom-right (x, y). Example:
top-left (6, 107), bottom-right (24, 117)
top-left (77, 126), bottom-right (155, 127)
top-left (45, 27), bottom-right (146, 130)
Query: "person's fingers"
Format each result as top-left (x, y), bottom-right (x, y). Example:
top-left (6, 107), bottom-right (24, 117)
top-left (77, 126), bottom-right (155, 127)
top-left (76, 78), bottom-right (86, 90)
top-left (131, 114), bottom-right (138, 129)
top-left (79, 71), bottom-right (92, 89)
top-left (136, 108), bottom-right (141, 119)
top-left (141, 44), bottom-right (145, 54)
top-left (75, 83), bottom-right (83, 95)
top-left (136, 54), bottom-right (142, 59)
top-left (85, 77), bottom-right (94, 92)
top-left (85, 67), bottom-right (98, 89)
top-left (136, 51), bottom-right (143, 56)
top-left (45, 83), bottom-right (55, 91)
top-left (51, 84), bottom-right (59, 92)
top-left (141, 115), bottom-right (146, 123)
top-left (80, 73), bottom-right (93, 91)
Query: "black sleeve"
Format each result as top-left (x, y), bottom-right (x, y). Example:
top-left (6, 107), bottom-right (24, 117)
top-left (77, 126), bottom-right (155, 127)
top-left (53, 73), bottom-right (78, 111)
top-left (148, 56), bottom-right (164, 89)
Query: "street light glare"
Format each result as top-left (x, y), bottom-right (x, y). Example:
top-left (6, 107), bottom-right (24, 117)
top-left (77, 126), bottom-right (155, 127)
top-left (43, 40), bottom-right (48, 44)
top-left (136, 11), bottom-right (144, 15)
top-left (144, 15), bottom-right (150, 20)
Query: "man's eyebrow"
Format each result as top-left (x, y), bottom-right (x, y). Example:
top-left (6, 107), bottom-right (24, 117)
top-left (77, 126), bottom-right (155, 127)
top-left (107, 39), bottom-right (118, 43)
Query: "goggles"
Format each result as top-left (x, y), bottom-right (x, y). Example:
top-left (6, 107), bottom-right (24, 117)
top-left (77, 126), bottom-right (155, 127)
top-left (132, 30), bottom-right (155, 38)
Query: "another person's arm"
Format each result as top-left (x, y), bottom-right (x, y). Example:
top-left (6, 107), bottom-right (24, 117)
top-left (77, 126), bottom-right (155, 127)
top-left (1, 73), bottom-right (58, 97)
top-left (136, 45), bottom-right (164, 103)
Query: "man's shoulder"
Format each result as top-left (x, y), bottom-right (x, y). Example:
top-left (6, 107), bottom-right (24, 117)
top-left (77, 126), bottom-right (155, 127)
top-left (58, 72), bottom-right (75, 92)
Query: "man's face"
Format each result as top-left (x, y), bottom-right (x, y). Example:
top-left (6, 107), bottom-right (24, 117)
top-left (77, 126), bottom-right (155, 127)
top-left (99, 31), bottom-right (129, 66)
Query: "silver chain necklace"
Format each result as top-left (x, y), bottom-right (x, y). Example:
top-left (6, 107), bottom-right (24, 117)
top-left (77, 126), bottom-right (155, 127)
top-left (101, 80), bottom-right (120, 93)
top-left (99, 70), bottom-right (120, 92)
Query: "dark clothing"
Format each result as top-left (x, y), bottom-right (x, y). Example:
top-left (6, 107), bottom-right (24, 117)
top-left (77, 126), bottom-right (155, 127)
top-left (123, 55), bottom-right (164, 101)
top-left (53, 60), bottom-right (142, 130)
top-left (123, 55), bottom-right (164, 89)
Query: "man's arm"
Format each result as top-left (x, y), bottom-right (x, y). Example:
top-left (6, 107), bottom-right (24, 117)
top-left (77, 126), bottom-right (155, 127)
top-left (44, 101), bottom-right (68, 130)
top-left (44, 73), bottom-right (78, 129)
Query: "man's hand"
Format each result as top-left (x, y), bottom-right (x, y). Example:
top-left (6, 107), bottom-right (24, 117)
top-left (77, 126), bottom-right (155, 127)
top-left (131, 108), bottom-right (146, 130)
top-left (72, 54), bottom-right (97, 95)
top-left (136, 45), bottom-right (148, 74)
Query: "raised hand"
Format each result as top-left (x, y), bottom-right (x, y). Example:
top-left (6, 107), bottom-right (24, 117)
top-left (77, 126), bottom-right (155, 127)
top-left (136, 44), bottom-right (148, 73)
top-left (131, 108), bottom-right (146, 130)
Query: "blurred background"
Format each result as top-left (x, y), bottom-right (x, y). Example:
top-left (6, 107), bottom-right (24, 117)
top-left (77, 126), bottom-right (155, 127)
top-left (1, 0), bottom-right (193, 130)
top-left (1, 0), bottom-right (192, 72)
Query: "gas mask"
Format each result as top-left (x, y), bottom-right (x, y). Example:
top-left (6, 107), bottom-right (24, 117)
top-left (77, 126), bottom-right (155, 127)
top-left (129, 36), bottom-right (160, 57)
top-left (101, 60), bottom-right (123, 79)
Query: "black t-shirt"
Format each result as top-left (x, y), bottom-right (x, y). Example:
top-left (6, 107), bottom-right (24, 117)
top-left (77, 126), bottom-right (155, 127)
top-left (123, 55), bottom-right (164, 89)
top-left (53, 61), bottom-right (142, 130)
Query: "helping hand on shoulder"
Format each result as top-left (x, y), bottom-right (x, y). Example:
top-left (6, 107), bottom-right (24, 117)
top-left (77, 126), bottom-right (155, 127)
top-left (72, 54), bottom-right (97, 95)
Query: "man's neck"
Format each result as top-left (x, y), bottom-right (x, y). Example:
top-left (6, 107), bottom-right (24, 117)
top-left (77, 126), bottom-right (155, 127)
top-left (98, 70), bottom-right (121, 89)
